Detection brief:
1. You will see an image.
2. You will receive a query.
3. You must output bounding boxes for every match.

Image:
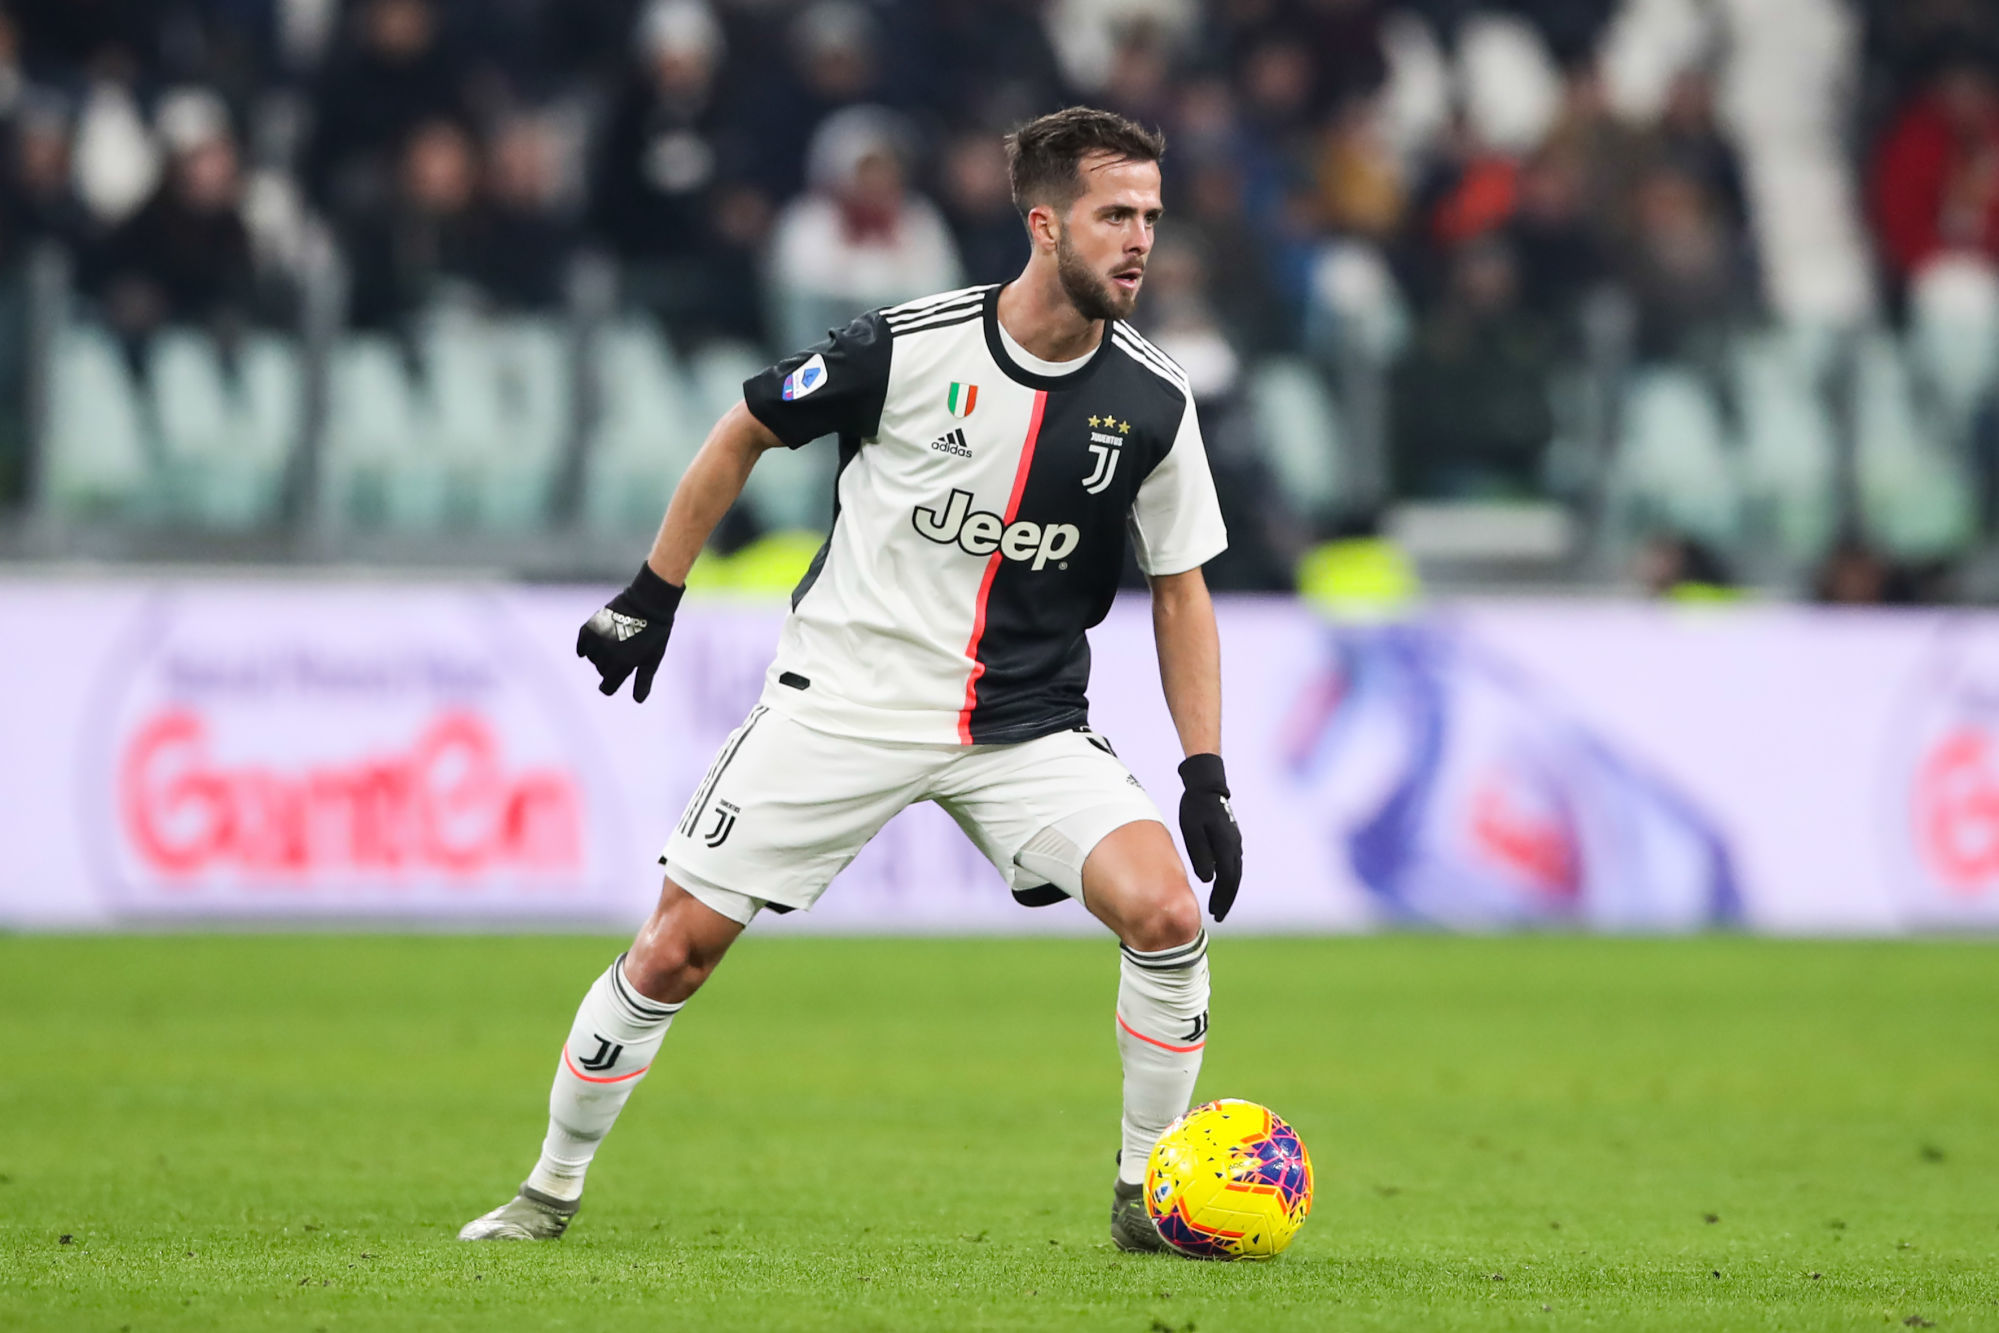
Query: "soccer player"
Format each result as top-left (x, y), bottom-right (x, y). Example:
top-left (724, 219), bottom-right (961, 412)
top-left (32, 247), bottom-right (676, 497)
top-left (461, 107), bottom-right (1242, 1253)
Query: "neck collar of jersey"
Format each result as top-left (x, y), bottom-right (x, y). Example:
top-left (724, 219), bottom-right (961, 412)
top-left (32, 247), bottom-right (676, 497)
top-left (984, 284), bottom-right (1115, 391)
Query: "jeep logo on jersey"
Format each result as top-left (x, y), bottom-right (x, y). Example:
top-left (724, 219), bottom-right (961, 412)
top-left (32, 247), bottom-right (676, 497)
top-left (912, 489), bottom-right (1080, 570)
top-left (781, 353), bottom-right (827, 401)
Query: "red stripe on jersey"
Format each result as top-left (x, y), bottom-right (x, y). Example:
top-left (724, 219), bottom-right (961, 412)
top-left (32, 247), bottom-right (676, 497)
top-left (957, 389), bottom-right (1048, 743)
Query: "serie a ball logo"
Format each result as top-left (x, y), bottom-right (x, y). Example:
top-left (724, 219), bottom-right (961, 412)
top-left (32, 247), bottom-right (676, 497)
top-left (1144, 1099), bottom-right (1314, 1259)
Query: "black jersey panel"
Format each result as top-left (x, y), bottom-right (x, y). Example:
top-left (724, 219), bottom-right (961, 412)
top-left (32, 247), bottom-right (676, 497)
top-left (962, 345), bottom-right (1191, 745)
top-left (743, 310), bottom-right (894, 449)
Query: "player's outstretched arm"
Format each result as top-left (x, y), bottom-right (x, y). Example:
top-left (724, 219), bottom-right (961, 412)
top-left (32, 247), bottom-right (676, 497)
top-left (1150, 567), bottom-right (1244, 921)
top-left (577, 403), bottom-right (785, 701)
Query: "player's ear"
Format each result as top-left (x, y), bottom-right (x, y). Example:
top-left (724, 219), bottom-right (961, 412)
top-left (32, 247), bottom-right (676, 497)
top-left (1026, 202), bottom-right (1061, 253)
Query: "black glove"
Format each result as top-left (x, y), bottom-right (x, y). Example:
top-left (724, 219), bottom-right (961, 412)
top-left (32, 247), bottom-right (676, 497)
top-left (576, 563), bottom-right (684, 702)
top-left (1178, 753), bottom-right (1243, 922)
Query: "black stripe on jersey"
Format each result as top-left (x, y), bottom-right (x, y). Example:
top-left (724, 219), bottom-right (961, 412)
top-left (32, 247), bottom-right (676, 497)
top-left (1110, 328), bottom-right (1191, 394)
top-left (962, 316), bottom-right (1189, 744)
top-left (678, 706), bottom-right (767, 836)
top-left (884, 290), bottom-right (989, 328)
top-left (790, 437), bottom-right (862, 610)
top-left (885, 294), bottom-right (984, 327)
top-left (882, 285), bottom-right (992, 323)
top-left (1110, 326), bottom-right (1187, 386)
top-left (885, 307), bottom-right (985, 337)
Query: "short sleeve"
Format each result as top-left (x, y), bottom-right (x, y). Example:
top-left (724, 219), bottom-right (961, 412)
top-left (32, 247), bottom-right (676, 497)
top-left (742, 311), bottom-right (893, 449)
top-left (1129, 401), bottom-right (1229, 576)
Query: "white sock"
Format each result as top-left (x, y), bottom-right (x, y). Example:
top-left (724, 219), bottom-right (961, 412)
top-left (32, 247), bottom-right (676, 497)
top-left (524, 953), bottom-right (681, 1202)
top-left (1114, 930), bottom-right (1210, 1186)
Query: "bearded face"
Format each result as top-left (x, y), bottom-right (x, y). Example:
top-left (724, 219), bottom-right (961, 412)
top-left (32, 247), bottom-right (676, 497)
top-left (1054, 223), bottom-right (1142, 322)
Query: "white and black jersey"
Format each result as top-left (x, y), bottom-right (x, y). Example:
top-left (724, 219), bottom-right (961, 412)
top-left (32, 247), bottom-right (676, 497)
top-left (741, 283), bottom-right (1227, 746)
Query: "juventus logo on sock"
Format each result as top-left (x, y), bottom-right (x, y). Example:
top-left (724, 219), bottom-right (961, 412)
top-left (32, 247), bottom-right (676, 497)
top-left (577, 1035), bottom-right (624, 1071)
top-left (1183, 1011), bottom-right (1209, 1042)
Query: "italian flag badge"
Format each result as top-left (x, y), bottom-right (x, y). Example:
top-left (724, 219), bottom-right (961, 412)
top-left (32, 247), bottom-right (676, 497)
top-left (945, 382), bottom-right (978, 418)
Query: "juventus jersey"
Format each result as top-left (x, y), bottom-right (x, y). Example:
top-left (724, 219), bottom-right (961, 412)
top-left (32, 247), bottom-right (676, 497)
top-left (741, 283), bottom-right (1228, 746)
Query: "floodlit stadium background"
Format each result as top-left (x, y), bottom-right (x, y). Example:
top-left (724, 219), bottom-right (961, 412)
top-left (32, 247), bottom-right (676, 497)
top-left (3, 0), bottom-right (1999, 934)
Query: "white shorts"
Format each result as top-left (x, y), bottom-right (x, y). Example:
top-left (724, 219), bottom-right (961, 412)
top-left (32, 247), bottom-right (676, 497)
top-left (659, 697), bottom-right (1166, 925)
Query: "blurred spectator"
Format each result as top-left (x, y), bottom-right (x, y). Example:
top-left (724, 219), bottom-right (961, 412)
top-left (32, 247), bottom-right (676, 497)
top-left (305, 0), bottom-right (469, 230)
top-left (1505, 145), bottom-right (1605, 329)
top-left (1181, 152), bottom-right (1290, 353)
top-left (741, 2), bottom-right (892, 201)
top-left (11, 0), bottom-right (158, 82)
top-left (1313, 100), bottom-right (1406, 245)
top-left (937, 130), bottom-right (1026, 286)
top-left (1635, 532), bottom-right (1734, 599)
top-left (591, 0), bottom-right (765, 344)
top-left (1, 99), bottom-right (89, 257)
top-left (1813, 537), bottom-right (1940, 605)
top-left (1618, 164), bottom-right (1747, 367)
top-left (1390, 236), bottom-right (1557, 498)
top-left (474, 115), bottom-right (580, 312)
top-left (897, 0), bottom-right (1070, 131)
top-left (1643, 69), bottom-right (1750, 237)
top-left (1100, 21), bottom-right (1176, 128)
top-left (85, 90), bottom-right (253, 354)
top-left (1872, 52), bottom-right (1999, 291)
top-left (343, 118), bottom-right (486, 329)
top-left (767, 106), bottom-right (960, 353)
top-left (1138, 233), bottom-right (1297, 587)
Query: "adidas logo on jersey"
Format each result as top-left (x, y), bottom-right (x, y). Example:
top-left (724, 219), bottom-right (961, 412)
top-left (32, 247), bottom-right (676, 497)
top-left (929, 428), bottom-right (972, 458)
top-left (912, 489), bottom-right (1080, 570)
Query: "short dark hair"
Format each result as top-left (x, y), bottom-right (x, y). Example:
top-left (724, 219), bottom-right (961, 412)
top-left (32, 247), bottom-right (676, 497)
top-left (1005, 106), bottom-right (1165, 220)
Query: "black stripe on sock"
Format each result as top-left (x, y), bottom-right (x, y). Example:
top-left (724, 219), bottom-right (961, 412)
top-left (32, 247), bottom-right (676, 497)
top-left (610, 953), bottom-right (680, 1021)
top-left (1121, 930), bottom-right (1208, 970)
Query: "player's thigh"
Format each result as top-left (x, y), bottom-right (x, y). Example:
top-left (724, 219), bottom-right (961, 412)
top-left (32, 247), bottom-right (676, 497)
top-left (934, 726), bottom-right (1171, 905)
top-left (1078, 819), bottom-right (1202, 952)
top-left (661, 703), bottom-right (931, 916)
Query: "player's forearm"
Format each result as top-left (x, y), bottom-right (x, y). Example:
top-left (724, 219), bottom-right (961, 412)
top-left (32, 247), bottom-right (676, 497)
top-left (645, 403), bottom-right (783, 585)
top-left (1150, 568), bottom-right (1222, 758)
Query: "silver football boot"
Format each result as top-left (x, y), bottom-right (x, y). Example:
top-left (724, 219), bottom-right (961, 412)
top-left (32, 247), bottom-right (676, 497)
top-left (458, 1184), bottom-right (579, 1241)
top-left (1111, 1177), bottom-right (1168, 1253)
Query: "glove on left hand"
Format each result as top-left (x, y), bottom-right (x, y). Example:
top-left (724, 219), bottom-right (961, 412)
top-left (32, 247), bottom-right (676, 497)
top-left (1177, 753), bottom-right (1243, 922)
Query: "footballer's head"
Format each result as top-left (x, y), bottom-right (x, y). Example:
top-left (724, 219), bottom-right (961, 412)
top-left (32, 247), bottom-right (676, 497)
top-left (1006, 107), bottom-right (1165, 322)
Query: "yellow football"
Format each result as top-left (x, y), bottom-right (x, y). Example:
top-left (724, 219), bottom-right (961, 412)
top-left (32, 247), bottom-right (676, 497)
top-left (1144, 1098), bottom-right (1314, 1259)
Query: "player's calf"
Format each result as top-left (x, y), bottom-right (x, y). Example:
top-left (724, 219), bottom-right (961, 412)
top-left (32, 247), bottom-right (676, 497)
top-left (462, 879), bottom-right (746, 1239)
top-left (1079, 821), bottom-right (1213, 1211)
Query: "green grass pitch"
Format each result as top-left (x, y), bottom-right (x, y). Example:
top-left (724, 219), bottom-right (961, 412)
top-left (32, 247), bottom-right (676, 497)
top-left (2, 934), bottom-right (1996, 1331)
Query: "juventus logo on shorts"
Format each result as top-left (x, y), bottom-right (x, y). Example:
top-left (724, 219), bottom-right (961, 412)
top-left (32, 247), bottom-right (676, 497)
top-left (578, 1035), bottom-right (624, 1071)
top-left (703, 800), bottom-right (740, 848)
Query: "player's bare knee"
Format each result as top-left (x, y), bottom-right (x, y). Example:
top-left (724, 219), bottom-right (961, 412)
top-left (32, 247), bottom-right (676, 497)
top-left (1125, 885), bottom-right (1202, 953)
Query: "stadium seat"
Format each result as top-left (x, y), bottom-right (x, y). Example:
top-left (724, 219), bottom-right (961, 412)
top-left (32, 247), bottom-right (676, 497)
top-left (1734, 328), bottom-right (1837, 563)
top-left (1248, 357), bottom-right (1345, 522)
top-left (581, 318), bottom-right (699, 534)
top-left (322, 334), bottom-right (444, 531)
top-left (43, 323), bottom-right (150, 519)
top-left (149, 330), bottom-right (298, 529)
top-left (415, 312), bottom-right (571, 531)
top-left (1908, 256), bottom-right (1999, 441)
top-left (1609, 366), bottom-right (1737, 547)
top-left (691, 339), bottom-right (831, 534)
top-left (1851, 331), bottom-right (1973, 558)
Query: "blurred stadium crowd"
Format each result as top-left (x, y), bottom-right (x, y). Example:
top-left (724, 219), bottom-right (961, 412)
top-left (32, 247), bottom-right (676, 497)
top-left (0, 0), bottom-right (1995, 599)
